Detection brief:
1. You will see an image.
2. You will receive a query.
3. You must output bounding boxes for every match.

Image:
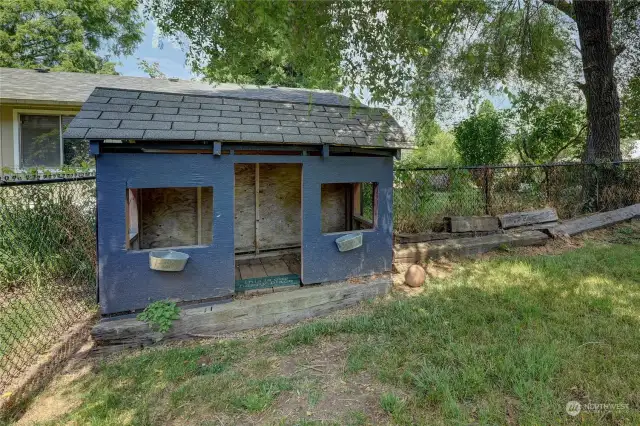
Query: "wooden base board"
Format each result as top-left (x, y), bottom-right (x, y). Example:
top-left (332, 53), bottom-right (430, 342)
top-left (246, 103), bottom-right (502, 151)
top-left (394, 231), bottom-right (549, 263)
top-left (549, 203), bottom-right (640, 237)
top-left (91, 274), bottom-right (392, 351)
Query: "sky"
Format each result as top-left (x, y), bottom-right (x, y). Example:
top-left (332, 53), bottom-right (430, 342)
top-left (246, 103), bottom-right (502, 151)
top-left (115, 20), bottom-right (196, 80)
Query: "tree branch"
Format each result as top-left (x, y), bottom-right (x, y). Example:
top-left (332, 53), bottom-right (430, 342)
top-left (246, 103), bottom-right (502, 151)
top-left (540, 0), bottom-right (575, 20)
top-left (613, 43), bottom-right (626, 58)
top-left (551, 123), bottom-right (587, 161)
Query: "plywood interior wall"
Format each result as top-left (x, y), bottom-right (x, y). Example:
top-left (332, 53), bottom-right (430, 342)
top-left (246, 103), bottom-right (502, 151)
top-left (258, 164), bottom-right (302, 250)
top-left (321, 183), bottom-right (348, 233)
top-left (138, 187), bottom-right (213, 249)
top-left (234, 163), bottom-right (302, 253)
top-left (234, 164), bottom-right (257, 252)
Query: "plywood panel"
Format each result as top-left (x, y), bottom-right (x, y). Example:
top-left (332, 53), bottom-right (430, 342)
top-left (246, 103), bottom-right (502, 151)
top-left (258, 163), bottom-right (302, 250)
top-left (234, 164), bottom-right (256, 252)
top-left (201, 186), bottom-right (214, 243)
top-left (140, 187), bottom-right (198, 249)
top-left (321, 183), bottom-right (347, 233)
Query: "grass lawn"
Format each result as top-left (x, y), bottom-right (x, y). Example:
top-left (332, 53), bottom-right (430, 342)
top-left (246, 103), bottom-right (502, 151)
top-left (20, 222), bottom-right (640, 425)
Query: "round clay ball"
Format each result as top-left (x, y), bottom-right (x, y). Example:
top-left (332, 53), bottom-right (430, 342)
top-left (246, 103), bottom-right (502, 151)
top-left (405, 264), bottom-right (426, 288)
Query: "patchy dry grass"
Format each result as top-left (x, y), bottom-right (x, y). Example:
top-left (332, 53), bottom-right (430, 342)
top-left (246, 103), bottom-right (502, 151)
top-left (16, 221), bottom-right (640, 425)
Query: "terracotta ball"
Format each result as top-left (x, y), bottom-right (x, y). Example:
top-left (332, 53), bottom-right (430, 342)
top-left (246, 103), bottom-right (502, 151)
top-left (405, 264), bottom-right (426, 287)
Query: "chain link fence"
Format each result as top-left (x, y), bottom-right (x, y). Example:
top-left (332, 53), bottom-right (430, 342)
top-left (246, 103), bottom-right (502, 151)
top-left (394, 161), bottom-right (640, 233)
top-left (0, 173), bottom-right (97, 407)
top-left (1, 162), bottom-right (639, 411)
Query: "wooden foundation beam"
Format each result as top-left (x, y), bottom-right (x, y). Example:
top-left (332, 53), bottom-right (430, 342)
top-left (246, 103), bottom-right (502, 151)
top-left (92, 274), bottom-right (392, 351)
top-left (549, 203), bottom-right (640, 238)
top-left (394, 231), bottom-right (549, 263)
top-left (498, 208), bottom-right (558, 229)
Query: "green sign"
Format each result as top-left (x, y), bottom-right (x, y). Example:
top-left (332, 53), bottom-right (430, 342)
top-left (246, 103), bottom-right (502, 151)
top-left (235, 274), bottom-right (300, 292)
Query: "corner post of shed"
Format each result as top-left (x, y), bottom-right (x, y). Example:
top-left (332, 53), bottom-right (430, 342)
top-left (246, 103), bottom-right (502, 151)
top-left (89, 140), bottom-right (100, 156)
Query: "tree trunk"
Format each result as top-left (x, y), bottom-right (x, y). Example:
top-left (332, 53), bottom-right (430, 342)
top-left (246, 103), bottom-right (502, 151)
top-left (574, 0), bottom-right (621, 162)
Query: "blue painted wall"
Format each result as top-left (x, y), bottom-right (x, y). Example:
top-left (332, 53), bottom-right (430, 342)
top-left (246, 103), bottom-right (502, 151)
top-left (301, 157), bottom-right (394, 283)
top-left (96, 153), bottom-right (393, 314)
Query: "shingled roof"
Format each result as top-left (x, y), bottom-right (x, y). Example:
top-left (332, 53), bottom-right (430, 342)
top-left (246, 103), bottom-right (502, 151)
top-left (63, 87), bottom-right (411, 149)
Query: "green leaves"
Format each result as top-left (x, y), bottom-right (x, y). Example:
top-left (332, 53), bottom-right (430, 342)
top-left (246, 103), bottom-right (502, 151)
top-left (137, 300), bottom-right (181, 333)
top-left (621, 74), bottom-right (640, 140)
top-left (510, 92), bottom-right (586, 163)
top-left (0, 0), bottom-right (143, 73)
top-left (454, 100), bottom-right (509, 166)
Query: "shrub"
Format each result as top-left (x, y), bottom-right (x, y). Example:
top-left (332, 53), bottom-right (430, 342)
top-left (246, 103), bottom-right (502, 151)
top-left (454, 100), bottom-right (509, 166)
top-left (0, 181), bottom-right (96, 291)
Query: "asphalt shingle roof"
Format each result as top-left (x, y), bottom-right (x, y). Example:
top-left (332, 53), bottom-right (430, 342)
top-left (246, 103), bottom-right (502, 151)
top-left (64, 87), bottom-right (411, 148)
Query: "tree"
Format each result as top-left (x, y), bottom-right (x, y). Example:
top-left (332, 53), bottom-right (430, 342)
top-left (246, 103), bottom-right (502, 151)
top-left (145, 0), bottom-right (342, 89)
top-left (510, 92), bottom-right (586, 163)
top-left (147, 0), bottom-right (640, 161)
top-left (454, 101), bottom-right (509, 166)
top-left (0, 0), bottom-right (144, 74)
top-left (620, 74), bottom-right (640, 140)
top-left (398, 127), bottom-right (460, 168)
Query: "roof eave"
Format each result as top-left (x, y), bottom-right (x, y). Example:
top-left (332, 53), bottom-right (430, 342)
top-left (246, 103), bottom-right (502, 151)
top-left (0, 97), bottom-right (83, 107)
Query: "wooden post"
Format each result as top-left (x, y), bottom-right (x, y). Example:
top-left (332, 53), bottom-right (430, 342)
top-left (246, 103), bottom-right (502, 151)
top-left (197, 187), bottom-right (202, 245)
top-left (353, 183), bottom-right (362, 215)
top-left (139, 190), bottom-right (143, 249)
top-left (125, 188), bottom-right (130, 249)
top-left (544, 166), bottom-right (550, 205)
top-left (484, 168), bottom-right (490, 215)
top-left (255, 163), bottom-right (260, 254)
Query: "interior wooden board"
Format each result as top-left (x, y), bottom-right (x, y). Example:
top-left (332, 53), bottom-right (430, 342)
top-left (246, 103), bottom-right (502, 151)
top-left (257, 164), bottom-right (302, 250)
top-left (140, 187), bottom-right (201, 249)
top-left (201, 186), bottom-right (214, 243)
top-left (321, 183), bottom-right (347, 233)
top-left (234, 164), bottom-right (256, 252)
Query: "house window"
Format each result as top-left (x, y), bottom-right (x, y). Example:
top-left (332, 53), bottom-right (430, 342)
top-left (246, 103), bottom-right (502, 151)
top-left (18, 114), bottom-right (90, 168)
top-left (321, 182), bottom-right (377, 233)
top-left (126, 187), bottom-right (214, 250)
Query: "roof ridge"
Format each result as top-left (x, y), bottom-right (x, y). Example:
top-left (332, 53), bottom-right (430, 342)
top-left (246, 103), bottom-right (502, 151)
top-left (91, 86), bottom-right (375, 110)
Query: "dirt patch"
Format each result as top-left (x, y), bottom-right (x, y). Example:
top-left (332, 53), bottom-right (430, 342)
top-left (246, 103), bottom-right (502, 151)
top-left (243, 337), bottom-right (393, 425)
top-left (393, 256), bottom-right (457, 296)
top-left (16, 339), bottom-right (96, 425)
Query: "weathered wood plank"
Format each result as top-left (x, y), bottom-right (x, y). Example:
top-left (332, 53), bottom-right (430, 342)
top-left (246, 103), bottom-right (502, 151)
top-left (234, 164), bottom-right (256, 253)
top-left (549, 204), bottom-right (640, 237)
top-left (395, 230), bottom-right (497, 243)
top-left (498, 208), bottom-right (558, 229)
top-left (505, 221), bottom-right (558, 233)
top-left (394, 231), bottom-right (549, 263)
top-left (91, 275), bottom-right (392, 349)
top-left (262, 259), bottom-right (291, 276)
top-left (321, 183), bottom-right (348, 233)
top-left (257, 163), bottom-right (302, 251)
top-left (445, 216), bottom-right (500, 233)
